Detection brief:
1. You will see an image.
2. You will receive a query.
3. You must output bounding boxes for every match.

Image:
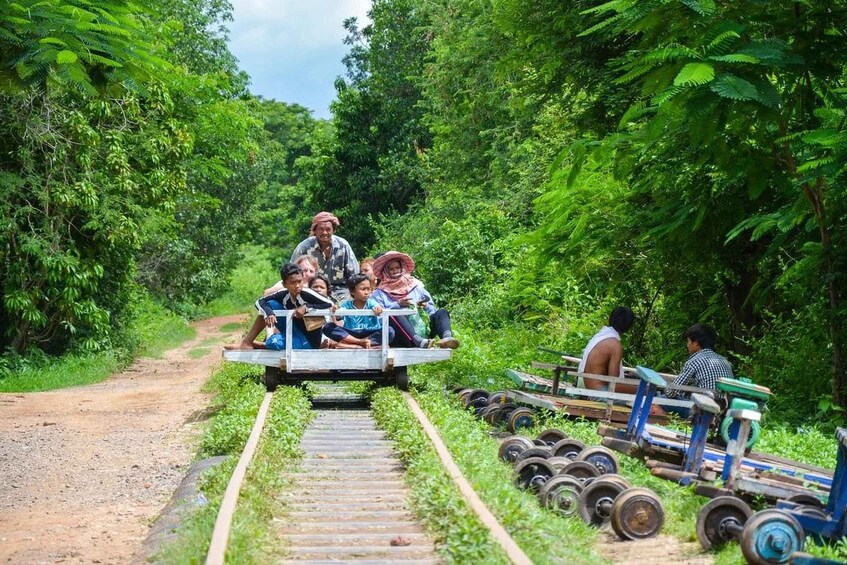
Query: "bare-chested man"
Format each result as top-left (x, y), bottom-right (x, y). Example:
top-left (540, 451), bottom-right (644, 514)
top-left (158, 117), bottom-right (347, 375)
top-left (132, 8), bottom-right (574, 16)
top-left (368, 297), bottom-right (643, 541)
top-left (578, 307), bottom-right (637, 393)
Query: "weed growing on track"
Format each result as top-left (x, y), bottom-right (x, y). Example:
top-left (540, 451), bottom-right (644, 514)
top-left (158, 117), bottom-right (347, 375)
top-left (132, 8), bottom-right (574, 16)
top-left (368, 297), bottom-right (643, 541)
top-left (372, 386), bottom-right (601, 564)
top-left (371, 387), bottom-right (511, 564)
top-left (155, 363), bottom-right (312, 563)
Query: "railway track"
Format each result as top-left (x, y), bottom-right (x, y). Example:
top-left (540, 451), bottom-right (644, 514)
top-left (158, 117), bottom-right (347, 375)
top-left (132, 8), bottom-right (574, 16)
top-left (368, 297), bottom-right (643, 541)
top-left (206, 383), bottom-right (530, 564)
top-left (277, 385), bottom-right (440, 563)
top-left (203, 380), bottom-right (726, 564)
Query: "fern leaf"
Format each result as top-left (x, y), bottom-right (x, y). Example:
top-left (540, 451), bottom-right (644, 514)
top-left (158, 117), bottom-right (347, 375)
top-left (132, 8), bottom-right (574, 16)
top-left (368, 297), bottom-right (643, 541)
top-left (707, 30), bottom-right (740, 52)
top-left (578, 12), bottom-right (623, 37)
top-left (651, 85), bottom-right (684, 105)
top-left (581, 0), bottom-right (630, 16)
top-left (673, 63), bottom-right (715, 86)
top-left (708, 54), bottom-right (760, 64)
top-left (802, 129), bottom-right (847, 148)
top-left (797, 157), bottom-right (836, 173)
top-left (641, 44), bottom-right (700, 63)
top-left (615, 63), bottom-right (656, 84)
top-left (618, 100), bottom-right (655, 128)
top-left (680, 0), bottom-right (716, 16)
top-left (709, 73), bottom-right (758, 101)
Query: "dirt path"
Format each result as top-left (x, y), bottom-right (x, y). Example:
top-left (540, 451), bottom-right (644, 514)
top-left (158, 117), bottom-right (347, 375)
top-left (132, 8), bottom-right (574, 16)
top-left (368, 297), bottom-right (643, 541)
top-left (0, 314), bottom-right (245, 564)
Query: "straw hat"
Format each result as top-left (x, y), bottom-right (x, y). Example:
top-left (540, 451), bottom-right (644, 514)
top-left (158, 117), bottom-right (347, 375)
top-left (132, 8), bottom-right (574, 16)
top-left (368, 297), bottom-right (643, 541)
top-left (373, 251), bottom-right (415, 279)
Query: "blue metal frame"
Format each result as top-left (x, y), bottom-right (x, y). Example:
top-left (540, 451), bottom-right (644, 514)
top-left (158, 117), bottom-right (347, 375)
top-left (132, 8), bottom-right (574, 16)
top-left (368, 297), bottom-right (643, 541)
top-left (776, 428), bottom-right (847, 541)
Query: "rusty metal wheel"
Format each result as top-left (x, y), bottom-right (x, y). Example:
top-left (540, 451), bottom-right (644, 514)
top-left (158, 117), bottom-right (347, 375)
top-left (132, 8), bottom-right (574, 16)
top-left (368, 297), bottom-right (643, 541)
top-left (559, 460), bottom-right (601, 482)
top-left (536, 429), bottom-right (568, 446)
top-left (577, 478), bottom-right (626, 527)
top-left (539, 475), bottom-right (584, 518)
top-left (514, 457), bottom-right (556, 492)
top-left (498, 436), bottom-right (534, 463)
top-left (508, 408), bottom-right (536, 432)
top-left (695, 496), bottom-right (752, 550)
top-left (514, 446), bottom-right (553, 463)
top-left (610, 487), bottom-right (665, 540)
top-left (551, 438), bottom-right (585, 459)
top-left (574, 446), bottom-right (620, 475)
top-left (591, 474), bottom-right (632, 490)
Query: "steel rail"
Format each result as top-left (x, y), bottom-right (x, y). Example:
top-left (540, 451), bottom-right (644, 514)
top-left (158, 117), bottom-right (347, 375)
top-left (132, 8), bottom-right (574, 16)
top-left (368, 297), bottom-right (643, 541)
top-left (205, 391), bottom-right (274, 565)
top-left (402, 391), bottom-right (533, 565)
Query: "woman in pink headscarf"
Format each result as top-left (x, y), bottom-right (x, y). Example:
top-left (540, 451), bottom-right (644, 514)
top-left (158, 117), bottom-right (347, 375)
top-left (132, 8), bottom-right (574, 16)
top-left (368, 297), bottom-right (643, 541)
top-left (290, 211), bottom-right (359, 301)
top-left (371, 251), bottom-right (459, 349)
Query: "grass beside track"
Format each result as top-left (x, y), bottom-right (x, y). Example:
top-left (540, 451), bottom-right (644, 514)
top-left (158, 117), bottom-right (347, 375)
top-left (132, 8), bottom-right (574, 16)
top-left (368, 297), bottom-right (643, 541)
top-left (155, 363), bottom-right (312, 563)
top-left (371, 386), bottom-right (601, 564)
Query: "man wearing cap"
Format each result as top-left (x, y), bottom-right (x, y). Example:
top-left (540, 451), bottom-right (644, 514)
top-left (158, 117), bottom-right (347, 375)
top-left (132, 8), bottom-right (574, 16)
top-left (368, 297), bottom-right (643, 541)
top-left (371, 251), bottom-right (459, 349)
top-left (291, 211), bottom-right (359, 301)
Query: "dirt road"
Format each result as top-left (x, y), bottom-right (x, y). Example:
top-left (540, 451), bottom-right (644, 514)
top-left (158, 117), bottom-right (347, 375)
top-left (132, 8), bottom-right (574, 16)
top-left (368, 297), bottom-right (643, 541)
top-left (0, 315), bottom-right (244, 564)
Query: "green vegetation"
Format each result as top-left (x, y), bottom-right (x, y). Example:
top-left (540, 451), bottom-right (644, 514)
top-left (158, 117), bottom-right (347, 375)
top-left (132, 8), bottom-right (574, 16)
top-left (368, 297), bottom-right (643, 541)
top-left (187, 347), bottom-right (212, 359)
top-left (156, 362), bottom-right (312, 563)
top-left (193, 246), bottom-right (276, 319)
top-left (134, 297), bottom-right (197, 359)
top-left (0, 350), bottom-right (122, 393)
top-left (0, 296), bottom-right (195, 392)
top-left (372, 386), bottom-right (600, 564)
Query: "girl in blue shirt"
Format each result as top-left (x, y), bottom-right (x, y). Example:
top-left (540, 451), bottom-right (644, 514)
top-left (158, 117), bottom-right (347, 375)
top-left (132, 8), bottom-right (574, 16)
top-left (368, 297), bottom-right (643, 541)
top-left (322, 274), bottom-right (395, 348)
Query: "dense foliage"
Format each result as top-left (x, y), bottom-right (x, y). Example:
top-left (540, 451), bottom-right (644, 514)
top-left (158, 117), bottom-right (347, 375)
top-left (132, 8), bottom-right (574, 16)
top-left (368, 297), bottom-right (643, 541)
top-left (0, 0), bottom-right (288, 356)
top-left (302, 0), bottom-right (847, 425)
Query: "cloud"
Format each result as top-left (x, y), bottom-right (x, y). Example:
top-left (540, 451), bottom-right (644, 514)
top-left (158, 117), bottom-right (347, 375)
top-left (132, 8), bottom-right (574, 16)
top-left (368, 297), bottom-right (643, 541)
top-left (228, 0), bottom-right (371, 117)
top-left (231, 0), bottom-right (370, 51)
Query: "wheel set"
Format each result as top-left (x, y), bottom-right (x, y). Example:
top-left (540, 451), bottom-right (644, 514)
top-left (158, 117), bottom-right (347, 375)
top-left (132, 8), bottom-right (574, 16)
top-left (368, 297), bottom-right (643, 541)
top-left (695, 496), bottom-right (809, 564)
top-left (453, 388), bottom-right (537, 432)
top-left (499, 431), bottom-right (664, 540)
top-left (454, 388), bottom-right (666, 541)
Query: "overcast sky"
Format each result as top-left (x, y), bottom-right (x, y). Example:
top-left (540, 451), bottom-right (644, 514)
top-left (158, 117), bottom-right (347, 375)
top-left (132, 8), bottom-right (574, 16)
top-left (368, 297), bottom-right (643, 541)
top-left (228, 0), bottom-right (372, 119)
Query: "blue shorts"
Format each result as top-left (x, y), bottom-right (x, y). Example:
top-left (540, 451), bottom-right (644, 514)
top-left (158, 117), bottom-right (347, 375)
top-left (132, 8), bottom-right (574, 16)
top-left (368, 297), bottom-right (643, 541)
top-left (264, 328), bottom-right (313, 350)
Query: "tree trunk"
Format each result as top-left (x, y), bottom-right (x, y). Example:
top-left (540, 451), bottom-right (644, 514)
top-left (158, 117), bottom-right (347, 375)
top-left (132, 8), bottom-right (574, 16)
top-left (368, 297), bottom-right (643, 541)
top-left (802, 178), bottom-right (846, 409)
top-left (11, 319), bottom-right (30, 355)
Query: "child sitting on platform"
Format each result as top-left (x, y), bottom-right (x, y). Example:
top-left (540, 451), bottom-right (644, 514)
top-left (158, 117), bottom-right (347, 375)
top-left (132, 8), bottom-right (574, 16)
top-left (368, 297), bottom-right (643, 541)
top-left (322, 273), bottom-right (395, 349)
top-left (224, 262), bottom-right (334, 350)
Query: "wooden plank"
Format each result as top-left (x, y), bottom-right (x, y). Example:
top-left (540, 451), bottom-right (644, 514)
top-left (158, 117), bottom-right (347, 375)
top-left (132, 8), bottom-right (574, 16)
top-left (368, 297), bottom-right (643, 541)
top-left (691, 393), bottom-right (721, 414)
top-left (392, 349), bottom-right (452, 367)
top-left (560, 387), bottom-right (693, 408)
top-left (222, 349), bottom-right (285, 367)
top-left (223, 348), bottom-right (451, 371)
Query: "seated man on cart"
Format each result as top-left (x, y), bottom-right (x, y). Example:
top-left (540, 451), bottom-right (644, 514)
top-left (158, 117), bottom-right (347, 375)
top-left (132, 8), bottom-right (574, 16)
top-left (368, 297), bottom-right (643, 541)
top-left (578, 306), bottom-right (638, 393)
top-left (658, 323), bottom-right (734, 418)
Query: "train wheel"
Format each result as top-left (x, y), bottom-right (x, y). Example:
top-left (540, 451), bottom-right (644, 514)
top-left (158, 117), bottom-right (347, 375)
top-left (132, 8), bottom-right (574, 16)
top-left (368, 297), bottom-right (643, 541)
top-left (740, 509), bottom-right (804, 565)
top-left (610, 488), bottom-right (665, 540)
top-left (590, 474), bottom-right (632, 490)
top-left (696, 496), bottom-right (752, 550)
top-left (263, 366), bottom-right (281, 392)
top-left (539, 475), bottom-right (583, 517)
top-left (493, 403), bottom-right (519, 426)
top-left (508, 408), bottom-right (536, 432)
top-left (546, 456), bottom-right (571, 471)
top-left (514, 457), bottom-right (556, 492)
top-left (552, 438), bottom-right (585, 459)
top-left (514, 446), bottom-right (553, 463)
top-left (394, 366), bottom-right (409, 391)
top-left (461, 388), bottom-right (490, 407)
top-left (498, 436), bottom-right (535, 463)
top-left (786, 493), bottom-right (825, 509)
top-left (575, 446), bottom-right (620, 475)
top-left (559, 460), bottom-right (601, 483)
top-left (536, 429), bottom-right (568, 446)
top-left (577, 479), bottom-right (626, 527)
top-left (486, 391), bottom-right (508, 405)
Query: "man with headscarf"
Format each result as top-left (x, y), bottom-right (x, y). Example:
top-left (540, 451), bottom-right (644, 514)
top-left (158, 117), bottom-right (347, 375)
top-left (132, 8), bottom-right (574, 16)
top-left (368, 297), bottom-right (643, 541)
top-left (291, 211), bottom-right (359, 301)
top-left (371, 251), bottom-right (459, 349)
